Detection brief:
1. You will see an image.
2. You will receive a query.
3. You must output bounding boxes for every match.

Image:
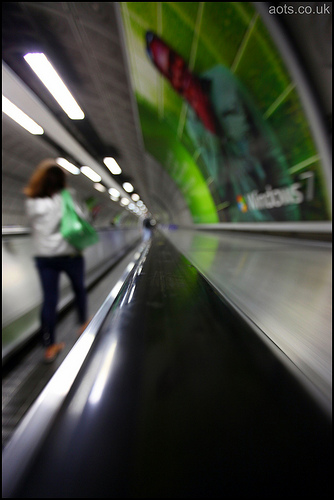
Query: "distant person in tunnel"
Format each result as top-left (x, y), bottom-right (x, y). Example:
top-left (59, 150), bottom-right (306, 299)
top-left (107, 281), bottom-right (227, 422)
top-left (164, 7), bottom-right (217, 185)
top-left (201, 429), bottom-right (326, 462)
top-left (142, 216), bottom-right (156, 241)
top-left (24, 160), bottom-right (91, 363)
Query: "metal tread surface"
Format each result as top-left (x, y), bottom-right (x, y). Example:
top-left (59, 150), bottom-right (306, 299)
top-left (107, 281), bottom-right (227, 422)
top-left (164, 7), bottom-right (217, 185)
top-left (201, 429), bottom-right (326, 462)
top-left (164, 228), bottom-right (332, 414)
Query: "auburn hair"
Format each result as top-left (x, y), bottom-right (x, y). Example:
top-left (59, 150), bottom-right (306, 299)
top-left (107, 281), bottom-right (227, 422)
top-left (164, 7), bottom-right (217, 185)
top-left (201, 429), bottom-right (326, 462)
top-left (24, 159), bottom-right (67, 198)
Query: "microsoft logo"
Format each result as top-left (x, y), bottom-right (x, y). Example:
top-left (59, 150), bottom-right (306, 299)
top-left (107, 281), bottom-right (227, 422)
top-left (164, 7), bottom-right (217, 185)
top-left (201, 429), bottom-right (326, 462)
top-left (236, 194), bottom-right (248, 213)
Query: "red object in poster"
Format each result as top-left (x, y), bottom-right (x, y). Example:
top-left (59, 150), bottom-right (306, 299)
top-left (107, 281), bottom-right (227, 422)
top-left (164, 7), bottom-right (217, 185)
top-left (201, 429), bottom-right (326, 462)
top-left (146, 31), bottom-right (219, 136)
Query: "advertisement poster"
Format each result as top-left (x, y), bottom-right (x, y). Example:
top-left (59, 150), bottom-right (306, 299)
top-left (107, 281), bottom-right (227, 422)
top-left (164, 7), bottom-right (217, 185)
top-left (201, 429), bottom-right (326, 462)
top-left (120, 2), bottom-right (330, 224)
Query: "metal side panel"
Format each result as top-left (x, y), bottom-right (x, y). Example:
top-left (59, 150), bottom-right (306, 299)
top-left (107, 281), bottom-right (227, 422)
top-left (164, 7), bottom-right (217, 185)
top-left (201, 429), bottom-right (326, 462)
top-left (164, 227), bottom-right (332, 413)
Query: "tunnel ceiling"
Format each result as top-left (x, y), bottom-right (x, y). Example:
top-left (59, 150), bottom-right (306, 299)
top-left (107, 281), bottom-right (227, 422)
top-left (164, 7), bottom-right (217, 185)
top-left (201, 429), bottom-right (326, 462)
top-left (2, 2), bottom-right (332, 229)
top-left (2, 2), bottom-right (191, 227)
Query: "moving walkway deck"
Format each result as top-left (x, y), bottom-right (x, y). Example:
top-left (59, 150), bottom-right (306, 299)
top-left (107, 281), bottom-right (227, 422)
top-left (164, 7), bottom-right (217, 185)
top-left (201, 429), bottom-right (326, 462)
top-left (2, 230), bottom-right (331, 498)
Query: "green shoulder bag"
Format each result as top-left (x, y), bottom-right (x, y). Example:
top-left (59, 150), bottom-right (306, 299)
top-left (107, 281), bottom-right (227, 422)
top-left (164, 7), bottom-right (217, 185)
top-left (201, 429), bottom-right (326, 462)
top-left (60, 189), bottom-right (99, 251)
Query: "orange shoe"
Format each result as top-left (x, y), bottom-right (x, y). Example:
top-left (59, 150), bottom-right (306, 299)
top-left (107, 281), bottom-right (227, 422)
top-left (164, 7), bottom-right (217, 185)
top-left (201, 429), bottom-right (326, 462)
top-left (44, 343), bottom-right (65, 363)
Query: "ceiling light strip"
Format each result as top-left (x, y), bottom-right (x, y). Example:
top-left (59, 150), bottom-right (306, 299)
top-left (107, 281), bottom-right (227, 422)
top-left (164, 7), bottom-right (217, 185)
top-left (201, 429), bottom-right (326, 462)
top-left (2, 96), bottom-right (44, 135)
top-left (2, 62), bottom-right (130, 199)
top-left (103, 157), bottom-right (122, 175)
top-left (24, 53), bottom-right (85, 120)
top-left (81, 166), bottom-right (102, 182)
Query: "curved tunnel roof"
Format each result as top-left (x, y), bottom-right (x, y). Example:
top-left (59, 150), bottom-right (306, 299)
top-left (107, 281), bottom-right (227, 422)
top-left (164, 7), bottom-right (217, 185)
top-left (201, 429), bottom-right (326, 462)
top-left (2, 2), bottom-right (332, 230)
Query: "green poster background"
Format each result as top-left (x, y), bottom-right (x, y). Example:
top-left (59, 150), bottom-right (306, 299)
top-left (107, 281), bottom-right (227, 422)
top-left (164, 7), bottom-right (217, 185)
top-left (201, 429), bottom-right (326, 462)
top-left (120, 2), bottom-right (330, 224)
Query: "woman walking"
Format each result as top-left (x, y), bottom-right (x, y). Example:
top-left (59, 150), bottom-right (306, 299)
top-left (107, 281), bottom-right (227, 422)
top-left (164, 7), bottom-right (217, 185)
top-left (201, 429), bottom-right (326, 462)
top-left (24, 159), bottom-right (90, 362)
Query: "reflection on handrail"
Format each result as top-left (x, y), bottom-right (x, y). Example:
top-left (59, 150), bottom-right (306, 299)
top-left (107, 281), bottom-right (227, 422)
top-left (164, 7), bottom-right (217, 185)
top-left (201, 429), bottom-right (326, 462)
top-left (179, 221), bottom-right (332, 233)
top-left (1, 226), bottom-right (140, 236)
top-left (2, 226), bottom-right (31, 236)
top-left (88, 338), bottom-right (118, 406)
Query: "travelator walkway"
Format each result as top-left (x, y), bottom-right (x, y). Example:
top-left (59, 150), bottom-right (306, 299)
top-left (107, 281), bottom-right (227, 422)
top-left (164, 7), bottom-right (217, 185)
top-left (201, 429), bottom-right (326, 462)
top-left (2, 241), bottom-right (143, 449)
top-left (2, 230), bottom-right (331, 498)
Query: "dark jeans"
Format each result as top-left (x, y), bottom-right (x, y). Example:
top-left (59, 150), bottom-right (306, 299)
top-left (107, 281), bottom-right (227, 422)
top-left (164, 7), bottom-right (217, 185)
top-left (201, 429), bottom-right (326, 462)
top-left (35, 255), bottom-right (87, 347)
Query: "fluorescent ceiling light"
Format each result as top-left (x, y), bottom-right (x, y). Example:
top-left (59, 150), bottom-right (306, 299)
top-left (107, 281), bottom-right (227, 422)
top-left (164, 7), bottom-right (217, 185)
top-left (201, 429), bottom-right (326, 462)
top-left (103, 157), bottom-right (122, 175)
top-left (123, 182), bottom-right (134, 193)
top-left (81, 166), bottom-right (101, 182)
top-left (120, 197), bottom-right (130, 206)
top-left (108, 187), bottom-right (120, 198)
top-left (94, 183), bottom-right (106, 192)
top-left (56, 157), bottom-right (80, 175)
top-left (131, 193), bottom-right (140, 202)
top-left (24, 53), bottom-right (85, 120)
top-left (2, 96), bottom-right (44, 135)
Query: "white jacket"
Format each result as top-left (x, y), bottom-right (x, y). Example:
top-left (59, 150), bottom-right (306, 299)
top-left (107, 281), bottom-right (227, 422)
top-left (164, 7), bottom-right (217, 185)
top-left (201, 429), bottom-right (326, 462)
top-left (26, 191), bottom-right (89, 257)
